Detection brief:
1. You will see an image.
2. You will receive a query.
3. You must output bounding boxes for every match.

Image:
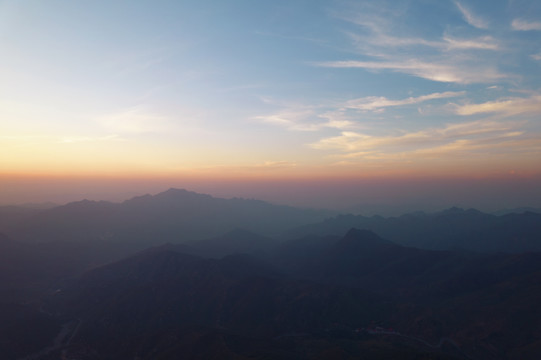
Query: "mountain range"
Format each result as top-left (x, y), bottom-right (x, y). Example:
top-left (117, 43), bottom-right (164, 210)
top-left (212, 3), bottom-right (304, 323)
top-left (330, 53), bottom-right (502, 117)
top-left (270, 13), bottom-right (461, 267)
top-left (1, 189), bottom-right (540, 359)
top-left (287, 207), bottom-right (541, 253)
top-left (2, 188), bottom-right (333, 246)
top-left (23, 228), bottom-right (539, 360)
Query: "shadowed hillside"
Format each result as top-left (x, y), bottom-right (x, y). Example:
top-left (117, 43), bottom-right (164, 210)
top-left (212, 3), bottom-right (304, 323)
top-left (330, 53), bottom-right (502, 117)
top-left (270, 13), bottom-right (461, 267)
top-left (17, 228), bottom-right (539, 360)
top-left (287, 208), bottom-right (541, 253)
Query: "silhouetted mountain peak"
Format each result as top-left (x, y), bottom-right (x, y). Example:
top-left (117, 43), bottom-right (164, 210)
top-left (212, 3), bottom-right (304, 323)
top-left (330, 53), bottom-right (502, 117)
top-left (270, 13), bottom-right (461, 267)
top-left (336, 228), bottom-right (394, 252)
top-left (184, 228), bottom-right (276, 258)
top-left (122, 188), bottom-right (213, 208)
top-left (83, 248), bottom-right (203, 284)
top-left (343, 228), bottom-right (388, 242)
top-left (493, 207), bottom-right (541, 216)
top-left (437, 207), bottom-right (483, 216)
top-left (289, 206), bottom-right (541, 253)
top-left (60, 199), bottom-right (114, 209)
top-left (440, 206), bottom-right (464, 214)
top-left (36, 199), bottom-right (117, 222)
top-left (123, 193), bottom-right (152, 204)
top-left (160, 188), bottom-right (199, 198)
top-left (217, 253), bottom-right (281, 279)
top-left (143, 242), bottom-right (194, 255)
top-left (165, 187), bottom-right (188, 194)
top-left (399, 211), bottom-right (427, 219)
top-left (158, 188), bottom-right (212, 200)
top-left (510, 210), bottom-right (541, 218)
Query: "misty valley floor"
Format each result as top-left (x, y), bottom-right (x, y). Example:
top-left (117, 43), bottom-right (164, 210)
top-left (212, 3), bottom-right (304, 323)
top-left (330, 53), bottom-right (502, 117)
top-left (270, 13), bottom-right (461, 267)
top-left (1, 189), bottom-right (541, 360)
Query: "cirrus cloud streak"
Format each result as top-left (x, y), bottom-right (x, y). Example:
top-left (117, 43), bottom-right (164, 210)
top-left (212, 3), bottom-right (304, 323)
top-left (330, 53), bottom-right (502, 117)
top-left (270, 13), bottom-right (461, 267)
top-left (316, 60), bottom-right (507, 84)
top-left (310, 119), bottom-right (539, 164)
top-left (511, 19), bottom-right (541, 31)
top-left (455, 94), bottom-right (541, 116)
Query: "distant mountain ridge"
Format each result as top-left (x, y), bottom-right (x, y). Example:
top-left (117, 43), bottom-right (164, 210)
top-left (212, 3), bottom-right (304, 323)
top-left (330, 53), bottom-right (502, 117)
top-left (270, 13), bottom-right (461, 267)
top-left (287, 207), bottom-right (541, 253)
top-left (182, 228), bottom-right (277, 259)
top-left (492, 207), bottom-right (541, 216)
top-left (4, 188), bottom-right (334, 245)
top-left (3, 189), bottom-right (539, 254)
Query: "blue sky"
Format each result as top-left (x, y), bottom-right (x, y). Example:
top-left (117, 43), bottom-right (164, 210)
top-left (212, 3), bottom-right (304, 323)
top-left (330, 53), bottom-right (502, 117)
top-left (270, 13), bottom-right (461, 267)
top-left (1, 0), bottom-right (541, 209)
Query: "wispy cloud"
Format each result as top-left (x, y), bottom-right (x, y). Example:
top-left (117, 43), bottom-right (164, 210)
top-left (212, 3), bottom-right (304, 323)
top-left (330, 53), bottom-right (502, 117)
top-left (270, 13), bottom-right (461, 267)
top-left (254, 160), bottom-right (297, 169)
top-left (96, 106), bottom-right (171, 134)
top-left (254, 108), bottom-right (353, 132)
top-left (343, 91), bottom-right (465, 111)
top-left (255, 109), bottom-right (323, 131)
top-left (255, 91), bottom-right (464, 132)
top-left (455, 94), bottom-right (541, 116)
top-left (531, 52), bottom-right (541, 61)
top-left (345, 27), bottom-right (499, 53)
top-left (455, 2), bottom-right (489, 29)
top-left (511, 19), bottom-right (541, 31)
top-left (344, 29), bottom-right (440, 52)
top-left (311, 120), bottom-right (517, 152)
top-left (405, 135), bottom-right (535, 159)
top-left (342, 14), bottom-right (497, 53)
top-left (316, 60), bottom-right (506, 84)
top-left (327, 3), bottom-right (510, 86)
top-left (443, 36), bottom-right (499, 50)
top-left (311, 119), bottom-right (537, 162)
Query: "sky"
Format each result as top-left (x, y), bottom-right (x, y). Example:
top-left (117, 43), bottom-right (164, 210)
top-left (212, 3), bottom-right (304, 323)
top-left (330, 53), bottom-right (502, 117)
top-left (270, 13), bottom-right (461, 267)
top-left (1, 0), bottom-right (541, 212)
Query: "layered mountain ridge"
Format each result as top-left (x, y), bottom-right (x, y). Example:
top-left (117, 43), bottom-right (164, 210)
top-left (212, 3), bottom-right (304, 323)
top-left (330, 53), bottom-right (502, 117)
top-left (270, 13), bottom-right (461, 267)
top-left (1, 189), bottom-right (540, 359)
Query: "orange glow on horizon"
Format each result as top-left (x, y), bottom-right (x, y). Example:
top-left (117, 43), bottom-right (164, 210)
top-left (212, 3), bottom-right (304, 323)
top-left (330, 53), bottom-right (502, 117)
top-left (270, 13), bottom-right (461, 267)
top-left (2, 162), bottom-right (541, 183)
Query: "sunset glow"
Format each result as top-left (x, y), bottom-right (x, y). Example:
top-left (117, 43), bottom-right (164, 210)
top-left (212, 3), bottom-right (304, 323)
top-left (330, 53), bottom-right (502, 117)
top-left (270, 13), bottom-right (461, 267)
top-left (1, 0), bottom-right (540, 211)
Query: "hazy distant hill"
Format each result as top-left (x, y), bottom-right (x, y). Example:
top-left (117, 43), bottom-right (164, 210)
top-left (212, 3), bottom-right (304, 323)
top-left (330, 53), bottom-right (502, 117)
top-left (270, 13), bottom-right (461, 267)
top-left (5, 188), bottom-right (333, 245)
top-left (0, 232), bottom-right (140, 303)
top-left (31, 228), bottom-right (541, 360)
top-left (271, 229), bottom-right (476, 297)
top-left (0, 205), bottom-right (41, 236)
top-left (6, 189), bottom-right (539, 254)
top-left (287, 207), bottom-right (541, 253)
top-left (492, 207), bottom-right (541, 216)
top-left (182, 228), bottom-right (277, 258)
